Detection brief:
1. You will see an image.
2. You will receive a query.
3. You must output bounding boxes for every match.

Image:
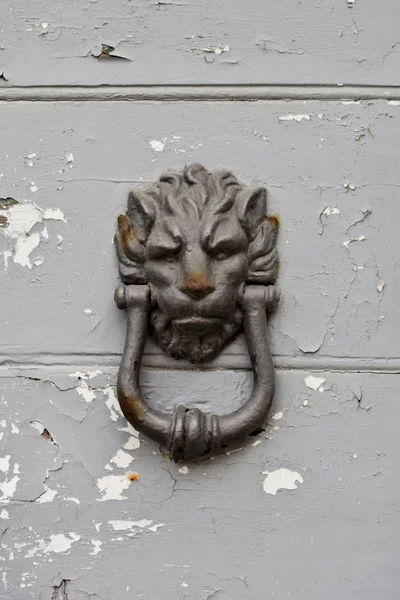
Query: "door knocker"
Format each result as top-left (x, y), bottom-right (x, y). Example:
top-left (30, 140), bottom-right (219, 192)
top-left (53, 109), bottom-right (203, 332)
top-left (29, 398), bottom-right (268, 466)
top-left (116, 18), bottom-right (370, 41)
top-left (115, 163), bottom-right (279, 461)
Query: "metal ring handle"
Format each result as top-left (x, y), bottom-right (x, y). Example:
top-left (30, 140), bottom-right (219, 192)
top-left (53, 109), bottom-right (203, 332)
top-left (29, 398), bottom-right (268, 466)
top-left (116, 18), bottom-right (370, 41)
top-left (115, 284), bottom-right (276, 461)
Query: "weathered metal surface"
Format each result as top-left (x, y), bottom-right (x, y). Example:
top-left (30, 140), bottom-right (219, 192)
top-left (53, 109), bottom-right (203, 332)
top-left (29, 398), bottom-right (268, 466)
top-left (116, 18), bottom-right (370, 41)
top-left (114, 164), bottom-right (278, 459)
top-left (1, 0), bottom-right (400, 85)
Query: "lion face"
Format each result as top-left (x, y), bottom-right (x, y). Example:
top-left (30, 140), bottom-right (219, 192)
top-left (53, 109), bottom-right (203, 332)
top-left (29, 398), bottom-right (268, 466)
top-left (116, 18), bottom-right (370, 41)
top-left (116, 164), bottom-right (278, 363)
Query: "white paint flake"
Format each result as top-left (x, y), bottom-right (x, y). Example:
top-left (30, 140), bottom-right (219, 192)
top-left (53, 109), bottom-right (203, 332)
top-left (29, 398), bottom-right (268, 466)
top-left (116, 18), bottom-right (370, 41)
top-left (178, 466), bottom-right (189, 475)
top-left (69, 370), bottom-right (102, 403)
top-left (278, 114), bottom-right (311, 122)
top-left (0, 509), bottom-right (9, 519)
top-left (108, 519), bottom-right (153, 531)
top-left (89, 539), bottom-right (102, 555)
top-left (65, 153), bottom-right (74, 163)
top-left (103, 386), bottom-right (123, 422)
top-left (201, 44), bottom-right (230, 54)
top-left (148, 523), bottom-right (164, 532)
top-left (75, 379), bottom-right (96, 403)
top-left (13, 232), bottom-right (41, 268)
top-left (0, 200), bottom-right (66, 269)
top-left (96, 475), bottom-right (132, 501)
top-left (343, 235), bottom-right (366, 251)
top-left (110, 450), bottom-right (134, 469)
top-left (377, 279), bottom-right (385, 293)
top-left (272, 412), bottom-right (283, 421)
top-left (45, 532), bottom-right (81, 554)
top-left (30, 420), bottom-right (45, 434)
top-left (0, 476), bottom-right (20, 501)
top-left (2, 250), bottom-right (12, 272)
top-left (262, 468), bottom-right (304, 495)
top-left (37, 487), bottom-right (57, 503)
top-left (30, 183), bottom-right (38, 193)
top-left (0, 456), bottom-right (10, 473)
top-left (118, 421), bottom-right (140, 450)
top-left (322, 206), bottom-right (340, 216)
top-left (150, 140), bottom-right (165, 152)
top-left (388, 100), bottom-right (400, 106)
top-left (304, 375), bottom-right (326, 391)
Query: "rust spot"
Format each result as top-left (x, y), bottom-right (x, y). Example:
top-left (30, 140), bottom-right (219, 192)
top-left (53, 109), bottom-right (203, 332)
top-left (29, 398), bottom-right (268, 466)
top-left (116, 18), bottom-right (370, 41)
top-left (266, 214), bottom-right (280, 228)
top-left (181, 273), bottom-right (214, 300)
top-left (117, 214), bottom-right (144, 260)
top-left (41, 428), bottom-right (54, 442)
top-left (119, 391), bottom-right (145, 421)
top-left (127, 471), bottom-right (138, 482)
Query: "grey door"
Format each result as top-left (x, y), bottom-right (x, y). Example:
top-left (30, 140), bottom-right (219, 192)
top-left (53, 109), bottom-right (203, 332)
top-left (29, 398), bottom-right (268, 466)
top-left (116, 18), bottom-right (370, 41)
top-left (0, 2), bottom-right (398, 598)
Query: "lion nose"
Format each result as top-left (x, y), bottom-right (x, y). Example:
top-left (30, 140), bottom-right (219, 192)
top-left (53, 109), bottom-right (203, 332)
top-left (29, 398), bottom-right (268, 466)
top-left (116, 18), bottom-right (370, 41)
top-left (180, 277), bottom-right (215, 300)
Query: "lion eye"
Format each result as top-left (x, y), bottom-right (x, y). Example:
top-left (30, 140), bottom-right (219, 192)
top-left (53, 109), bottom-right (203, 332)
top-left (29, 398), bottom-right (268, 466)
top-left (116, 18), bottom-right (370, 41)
top-left (214, 251), bottom-right (230, 261)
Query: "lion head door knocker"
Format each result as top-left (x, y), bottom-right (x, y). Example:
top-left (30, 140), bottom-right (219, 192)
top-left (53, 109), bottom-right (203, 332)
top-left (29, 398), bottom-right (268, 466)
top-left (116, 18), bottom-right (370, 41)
top-left (114, 163), bottom-right (279, 461)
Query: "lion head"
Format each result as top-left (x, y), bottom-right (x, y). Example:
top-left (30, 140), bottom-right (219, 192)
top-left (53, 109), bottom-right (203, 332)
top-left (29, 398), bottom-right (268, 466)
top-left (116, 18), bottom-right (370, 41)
top-left (116, 163), bottom-right (278, 363)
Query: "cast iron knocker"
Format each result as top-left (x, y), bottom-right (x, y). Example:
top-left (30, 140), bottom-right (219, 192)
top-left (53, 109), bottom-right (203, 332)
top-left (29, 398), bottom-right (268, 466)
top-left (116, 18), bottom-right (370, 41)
top-left (115, 163), bottom-right (279, 462)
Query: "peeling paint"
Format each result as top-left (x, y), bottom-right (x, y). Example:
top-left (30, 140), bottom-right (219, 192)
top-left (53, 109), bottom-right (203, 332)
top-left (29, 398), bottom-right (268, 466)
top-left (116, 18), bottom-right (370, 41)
top-left (0, 476), bottom-right (19, 502)
top-left (103, 386), bottom-right (123, 421)
top-left (322, 206), bottom-right (340, 216)
top-left (178, 466), bottom-right (189, 475)
top-left (0, 455), bottom-right (11, 473)
top-left (0, 200), bottom-right (66, 268)
top-left (45, 532), bottom-right (81, 554)
top-left (278, 114), bottom-right (311, 122)
top-left (377, 279), bottom-right (385, 293)
top-left (343, 235), bottom-right (366, 251)
top-left (304, 375), bottom-right (326, 391)
top-left (150, 140), bottom-right (165, 152)
top-left (110, 449), bottom-right (134, 469)
top-left (37, 487), bottom-right (57, 503)
top-left (262, 468), bottom-right (304, 495)
top-left (89, 539), bottom-right (102, 556)
top-left (96, 474), bottom-right (132, 501)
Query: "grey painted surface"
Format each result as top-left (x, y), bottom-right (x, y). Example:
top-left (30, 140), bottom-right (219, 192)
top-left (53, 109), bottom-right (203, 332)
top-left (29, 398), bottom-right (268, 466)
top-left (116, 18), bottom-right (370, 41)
top-left (0, 370), bottom-right (398, 599)
top-left (0, 100), bottom-right (398, 364)
top-left (1, 2), bottom-right (399, 597)
top-left (1, 0), bottom-right (400, 85)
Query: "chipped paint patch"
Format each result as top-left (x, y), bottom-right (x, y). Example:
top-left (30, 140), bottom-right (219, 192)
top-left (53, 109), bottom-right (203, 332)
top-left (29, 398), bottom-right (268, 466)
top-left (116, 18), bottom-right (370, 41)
top-left (0, 200), bottom-right (66, 268)
top-left (150, 140), bottom-right (165, 152)
top-left (388, 100), bottom-right (400, 106)
top-left (96, 474), bottom-right (132, 501)
top-left (377, 279), bottom-right (385, 293)
top-left (272, 411), bottom-right (283, 421)
top-left (178, 466), bottom-right (189, 475)
top-left (108, 519), bottom-right (153, 531)
top-left (110, 449), bottom-right (134, 469)
top-left (69, 370), bottom-right (102, 403)
top-left (262, 468), bottom-right (304, 495)
top-left (322, 206), bottom-right (340, 216)
top-left (343, 235), bottom-right (366, 251)
top-left (0, 476), bottom-right (19, 501)
top-left (89, 539), bottom-right (102, 555)
top-left (37, 487), bottom-right (57, 503)
top-left (0, 455), bottom-right (10, 473)
top-left (45, 532), bottom-right (81, 554)
top-left (278, 114), bottom-right (311, 122)
top-left (0, 508), bottom-right (9, 519)
top-left (103, 386), bottom-right (123, 421)
top-left (304, 375), bottom-right (326, 391)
